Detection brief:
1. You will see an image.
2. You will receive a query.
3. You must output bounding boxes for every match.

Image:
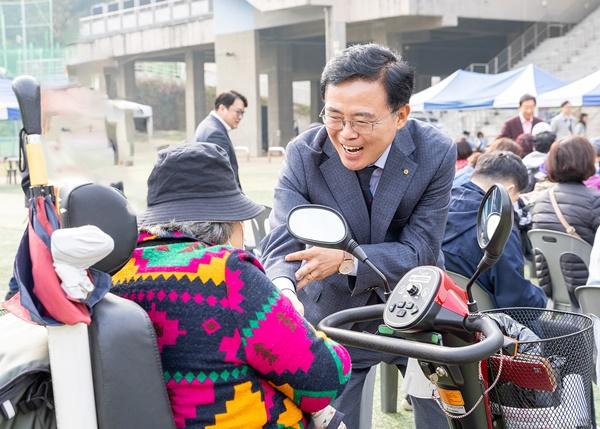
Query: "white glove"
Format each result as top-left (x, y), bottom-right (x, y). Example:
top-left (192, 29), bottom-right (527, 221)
top-left (51, 225), bottom-right (114, 301)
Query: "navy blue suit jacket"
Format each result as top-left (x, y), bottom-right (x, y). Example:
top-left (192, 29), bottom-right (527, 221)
top-left (194, 114), bottom-right (241, 189)
top-left (261, 120), bottom-right (457, 326)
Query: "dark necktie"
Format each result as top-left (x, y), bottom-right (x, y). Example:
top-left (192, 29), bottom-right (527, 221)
top-left (356, 166), bottom-right (377, 213)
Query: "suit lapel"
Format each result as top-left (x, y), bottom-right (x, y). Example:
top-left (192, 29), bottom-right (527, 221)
top-left (370, 127), bottom-right (417, 243)
top-left (320, 140), bottom-right (371, 244)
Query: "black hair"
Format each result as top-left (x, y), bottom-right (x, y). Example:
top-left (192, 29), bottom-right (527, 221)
top-left (214, 90), bottom-right (248, 110)
top-left (560, 100), bottom-right (571, 108)
top-left (518, 94), bottom-right (536, 106)
top-left (320, 43), bottom-right (414, 111)
top-left (473, 151), bottom-right (529, 192)
top-left (456, 139), bottom-right (473, 160)
top-left (533, 131), bottom-right (556, 153)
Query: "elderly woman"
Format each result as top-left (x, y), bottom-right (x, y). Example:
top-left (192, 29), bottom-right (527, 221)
top-left (112, 143), bottom-right (351, 429)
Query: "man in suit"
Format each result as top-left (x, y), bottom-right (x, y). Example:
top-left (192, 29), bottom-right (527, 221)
top-left (195, 90), bottom-right (247, 189)
top-left (260, 43), bottom-right (455, 428)
top-left (498, 94), bottom-right (543, 141)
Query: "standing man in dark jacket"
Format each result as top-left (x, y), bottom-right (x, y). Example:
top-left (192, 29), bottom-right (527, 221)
top-left (498, 94), bottom-right (543, 141)
top-left (443, 151), bottom-right (547, 309)
top-left (195, 90), bottom-right (247, 189)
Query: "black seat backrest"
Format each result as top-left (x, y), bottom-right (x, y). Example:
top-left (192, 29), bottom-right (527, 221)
top-left (89, 294), bottom-right (175, 429)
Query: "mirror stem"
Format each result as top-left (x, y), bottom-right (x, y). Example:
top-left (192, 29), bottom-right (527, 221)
top-left (364, 259), bottom-right (392, 298)
top-left (465, 266), bottom-right (483, 313)
top-left (346, 239), bottom-right (392, 299)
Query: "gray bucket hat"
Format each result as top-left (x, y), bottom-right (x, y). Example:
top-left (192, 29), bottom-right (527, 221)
top-left (139, 143), bottom-right (264, 226)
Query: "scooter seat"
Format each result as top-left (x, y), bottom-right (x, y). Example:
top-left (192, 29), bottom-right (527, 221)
top-left (89, 293), bottom-right (175, 429)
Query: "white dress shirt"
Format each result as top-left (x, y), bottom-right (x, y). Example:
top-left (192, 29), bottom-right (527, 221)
top-left (210, 111), bottom-right (232, 132)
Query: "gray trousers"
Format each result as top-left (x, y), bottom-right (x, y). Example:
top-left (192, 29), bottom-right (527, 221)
top-left (332, 347), bottom-right (448, 429)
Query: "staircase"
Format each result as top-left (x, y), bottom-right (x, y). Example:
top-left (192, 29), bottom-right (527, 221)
top-left (512, 6), bottom-right (600, 81)
top-left (438, 3), bottom-right (600, 141)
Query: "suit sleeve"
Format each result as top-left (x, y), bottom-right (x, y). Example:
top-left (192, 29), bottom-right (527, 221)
top-left (260, 142), bottom-right (310, 285)
top-left (225, 250), bottom-right (351, 412)
top-left (352, 141), bottom-right (457, 295)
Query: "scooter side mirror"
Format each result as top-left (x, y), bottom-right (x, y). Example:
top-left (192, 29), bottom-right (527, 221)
top-left (287, 204), bottom-right (351, 250)
top-left (476, 184), bottom-right (513, 271)
top-left (286, 204), bottom-right (392, 297)
top-left (466, 183), bottom-right (513, 312)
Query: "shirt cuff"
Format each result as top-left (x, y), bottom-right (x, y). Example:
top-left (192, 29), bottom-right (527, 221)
top-left (272, 277), bottom-right (296, 294)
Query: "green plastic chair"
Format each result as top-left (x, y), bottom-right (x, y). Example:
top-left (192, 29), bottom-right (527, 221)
top-left (528, 229), bottom-right (592, 311)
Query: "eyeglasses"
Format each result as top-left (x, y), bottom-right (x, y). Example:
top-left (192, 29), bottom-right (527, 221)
top-left (319, 107), bottom-right (398, 136)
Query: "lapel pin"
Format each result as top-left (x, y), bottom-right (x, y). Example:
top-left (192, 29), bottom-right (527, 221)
top-left (403, 169), bottom-right (409, 176)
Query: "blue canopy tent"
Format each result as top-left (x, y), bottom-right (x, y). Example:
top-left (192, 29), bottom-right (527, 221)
top-left (410, 65), bottom-right (565, 111)
top-left (0, 78), bottom-right (20, 120)
top-left (538, 69), bottom-right (600, 107)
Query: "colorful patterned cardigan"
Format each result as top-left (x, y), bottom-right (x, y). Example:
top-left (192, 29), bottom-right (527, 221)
top-left (111, 232), bottom-right (351, 429)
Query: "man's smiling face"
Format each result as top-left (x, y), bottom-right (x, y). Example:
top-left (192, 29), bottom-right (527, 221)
top-left (323, 79), bottom-right (408, 171)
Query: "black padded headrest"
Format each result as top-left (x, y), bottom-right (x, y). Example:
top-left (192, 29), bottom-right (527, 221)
top-left (60, 183), bottom-right (137, 275)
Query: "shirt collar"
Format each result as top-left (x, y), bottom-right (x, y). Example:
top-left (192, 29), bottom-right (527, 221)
top-left (519, 113), bottom-right (532, 124)
top-left (371, 142), bottom-right (392, 170)
top-left (210, 111), bottom-right (232, 131)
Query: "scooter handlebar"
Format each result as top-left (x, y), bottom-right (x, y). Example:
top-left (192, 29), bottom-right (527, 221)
top-left (12, 76), bottom-right (42, 135)
top-left (317, 304), bottom-right (503, 365)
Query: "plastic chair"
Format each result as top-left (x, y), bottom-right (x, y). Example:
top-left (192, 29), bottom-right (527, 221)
top-left (248, 205), bottom-right (272, 257)
top-left (528, 229), bottom-right (592, 311)
top-left (574, 286), bottom-right (600, 317)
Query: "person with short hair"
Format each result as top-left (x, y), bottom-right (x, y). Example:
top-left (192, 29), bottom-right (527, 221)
top-left (455, 138), bottom-right (473, 171)
top-left (111, 143), bottom-right (351, 429)
top-left (531, 136), bottom-right (600, 308)
top-left (522, 122), bottom-right (556, 172)
top-left (498, 94), bottom-right (543, 140)
top-left (195, 90), bottom-right (248, 189)
top-left (532, 136), bottom-right (600, 244)
top-left (550, 100), bottom-right (575, 140)
top-left (261, 43), bottom-right (455, 429)
top-left (444, 151), bottom-right (547, 308)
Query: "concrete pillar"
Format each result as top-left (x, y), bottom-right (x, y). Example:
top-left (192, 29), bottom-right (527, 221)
top-left (215, 30), bottom-right (261, 156)
top-left (267, 45), bottom-right (295, 149)
top-left (310, 79), bottom-right (323, 123)
top-left (185, 51), bottom-right (207, 143)
top-left (324, 5), bottom-right (346, 60)
top-left (115, 61), bottom-right (136, 100)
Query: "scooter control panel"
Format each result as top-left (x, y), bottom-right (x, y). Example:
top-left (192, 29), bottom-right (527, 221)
top-left (383, 266), bottom-right (441, 331)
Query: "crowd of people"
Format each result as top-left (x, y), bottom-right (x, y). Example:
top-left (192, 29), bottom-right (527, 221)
top-left (90, 43), bottom-right (600, 429)
top-left (452, 94), bottom-right (600, 312)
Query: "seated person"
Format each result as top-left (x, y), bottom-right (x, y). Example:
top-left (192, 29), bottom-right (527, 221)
top-left (443, 151), bottom-right (547, 309)
top-left (111, 143), bottom-right (351, 429)
top-left (521, 123), bottom-right (556, 194)
top-left (453, 137), bottom-right (522, 189)
top-left (531, 136), bottom-right (600, 307)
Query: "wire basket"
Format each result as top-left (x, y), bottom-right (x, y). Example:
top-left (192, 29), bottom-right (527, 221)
top-left (482, 308), bottom-right (595, 429)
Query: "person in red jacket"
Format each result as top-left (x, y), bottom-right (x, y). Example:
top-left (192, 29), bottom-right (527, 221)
top-left (498, 94), bottom-right (543, 141)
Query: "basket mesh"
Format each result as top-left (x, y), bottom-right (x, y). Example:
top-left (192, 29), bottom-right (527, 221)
top-left (483, 308), bottom-right (594, 429)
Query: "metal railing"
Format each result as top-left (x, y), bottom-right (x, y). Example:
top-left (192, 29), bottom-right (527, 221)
top-left (467, 0), bottom-right (600, 74)
top-left (79, 0), bottom-right (213, 39)
top-left (467, 22), bottom-right (572, 74)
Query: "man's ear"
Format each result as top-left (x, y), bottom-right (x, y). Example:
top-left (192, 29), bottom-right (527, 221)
top-left (395, 104), bottom-right (411, 129)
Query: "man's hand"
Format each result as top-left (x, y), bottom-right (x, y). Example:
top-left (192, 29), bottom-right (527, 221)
top-left (281, 289), bottom-right (304, 315)
top-left (285, 247), bottom-right (344, 290)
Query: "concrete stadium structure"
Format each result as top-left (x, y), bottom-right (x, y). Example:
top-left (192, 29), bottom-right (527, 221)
top-left (66, 0), bottom-right (596, 156)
